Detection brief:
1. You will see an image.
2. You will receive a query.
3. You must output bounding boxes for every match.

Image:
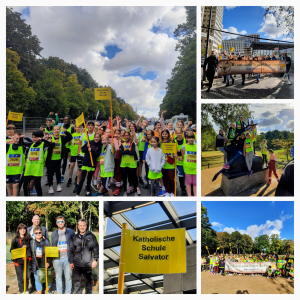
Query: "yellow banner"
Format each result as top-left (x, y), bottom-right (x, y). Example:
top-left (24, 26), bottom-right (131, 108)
top-left (206, 246), bottom-right (208, 249)
top-left (230, 47), bottom-right (234, 52)
top-left (76, 113), bottom-right (84, 127)
top-left (161, 143), bottom-right (177, 154)
top-left (11, 247), bottom-right (26, 260)
top-left (119, 228), bottom-right (186, 274)
top-left (218, 45), bottom-right (222, 49)
top-left (8, 111), bottom-right (23, 122)
top-left (45, 247), bottom-right (59, 257)
top-left (95, 87), bottom-right (112, 100)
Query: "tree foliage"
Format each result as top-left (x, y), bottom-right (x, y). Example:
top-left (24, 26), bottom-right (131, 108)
top-left (159, 6), bottom-right (196, 122)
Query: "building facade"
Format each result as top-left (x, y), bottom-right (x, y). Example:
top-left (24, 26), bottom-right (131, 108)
top-left (201, 6), bottom-right (224, 55)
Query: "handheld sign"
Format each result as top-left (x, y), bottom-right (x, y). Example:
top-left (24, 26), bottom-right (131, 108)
top-left (119, 228), bottom-right (186, 274)
top-left (7, 111), bottom-right (23, 127)
top-left (95, 87), bottom-right (112, 100)
top-left (11, 248), bottom-right (27, 294)
top-left (76, 113), bottom-right (84, 127)
top-left (161, 143), bottom-right (176, 154)
top-left (218, 45), bottom-right (222, 49)
top-left (205, 246), bottom-right (210, 256)
top-left (45, 247), bottom-right (59, 257)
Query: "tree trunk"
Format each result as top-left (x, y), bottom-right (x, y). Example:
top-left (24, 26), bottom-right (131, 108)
top-left (45, 215), bottom-right (48, 231)
top-left (80, 202), bottom-right (83, 219)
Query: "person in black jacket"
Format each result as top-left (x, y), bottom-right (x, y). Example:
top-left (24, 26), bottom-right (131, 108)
top-left (69, 219), bottom-right (99, 294)
top-left (203, 50), bottom-right (219, 92)
top-left (76, 133), bottom-right (102, 196)
top-left (10, 223), bottom-right (32, 294)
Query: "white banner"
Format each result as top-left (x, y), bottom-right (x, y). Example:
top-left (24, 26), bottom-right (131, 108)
top-left (225, 261), bottom-right (276, 274)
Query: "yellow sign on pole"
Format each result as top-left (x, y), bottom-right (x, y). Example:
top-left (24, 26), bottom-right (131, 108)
top-left (119, 228), bottom-right (186, 274)
top-left (76, 113), bottom-right (84, 127)
top-left (218, 45), bottom-right (222, 49)
top-left (11, 247), bottom-right (26, 260)
top-left (161, 143), bottom-right (177, 154)
top-left (205, 246), bottom-right (210, 256)
top-left (45, 247), bottom-right (59, 257)
top-left (230, 47), bottom-right (235, 52)
top-left (95, 87), bottom-right (112, 100)
top-left (8, 111), bottom-right (23, 122)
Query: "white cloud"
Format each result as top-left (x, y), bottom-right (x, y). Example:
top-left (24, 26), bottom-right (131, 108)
top-left (13, 6), bottom-right (186, 118)
top-left (225, 7), bottom-right (239, 10)
top-left (223, 227), bottom-right (235, 234)
top-left (258, 14), bottom-right (290, 39)
top-left (211, 222), bottom-right (224, 228)
top-left (223, 26), bottom-right (247, 40)
top-left (259, 116), bottom-right (283, 129)
top-left (280, 212), bottom-right (293, 221)
top-left (284, 120), bottom-right (294, 130)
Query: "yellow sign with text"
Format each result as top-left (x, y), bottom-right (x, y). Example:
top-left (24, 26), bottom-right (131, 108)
top-left (76, 113), bottom-right (84, 127)
top-left (11, 247), bottom-right (26, 260)
top-left (119, 228), bottom-right (186, 274)
top-left (161, 143), bottom-right (176, 154)
top-left (45, 247), bottom-right (59, 258)
top-left (95, 87), bottom-right (112, 100)
top-left (8, 111), bottom-right (23, 122)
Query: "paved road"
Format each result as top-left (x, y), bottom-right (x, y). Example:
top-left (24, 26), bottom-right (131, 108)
top-left (201, 72), bottom-right (294, 99)
top-left (19, 162), bottom-right (184, 197)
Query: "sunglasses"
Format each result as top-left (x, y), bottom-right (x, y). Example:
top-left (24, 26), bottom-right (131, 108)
top-left (34, 232), bottom-right (42, 235)
top-left (57, 221), bottom-right (64, 224)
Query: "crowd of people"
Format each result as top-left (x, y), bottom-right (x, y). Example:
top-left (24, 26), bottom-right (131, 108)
top-left (203, 50), bottom-right (292, 92)
top-left (216, 116), bottom-right (285, 184)
top-left (201, 251), bottom-right (294, 280)
top-left (10, 215), bottom-right (99, 294)
top-left (6, 111), bottom-right (197, 197)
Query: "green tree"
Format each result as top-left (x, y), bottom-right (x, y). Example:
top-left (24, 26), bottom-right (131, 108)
top-left (6, 7), bottom-right (45, 84)
top-left (159, 6), bottom-right (196, 122)
top-left (230, 231), bottom-right (243, 254)
top-left (281, 239), bottom-right (294, 254)
top-left (202, 103), bottom-right (253, 133)
top-left (216, 232), bottom-right (231, 254)
top-left (254, 234), bottom-right (270, 253)
top-left (270, 234), bottom-right (281, 252)
top-left (201, 124), bottom-right (216, 150)
top-left (201, 204), bottom-right (219, 254)
top-left (6, 48), bottom-right (36, 113)
top-left (241, 234), bottom-right (253, 254)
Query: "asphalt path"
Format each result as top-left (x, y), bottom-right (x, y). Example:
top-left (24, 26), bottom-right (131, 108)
top-left (18, 161), bottom-right (184, 197)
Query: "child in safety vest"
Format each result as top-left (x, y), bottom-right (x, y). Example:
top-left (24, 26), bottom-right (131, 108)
top-left (145, 136), bottom-right (165, 197)
top-left (219, 256), bottom-right (225, 276)
top-left (288, 266), bottom-right (294, 280)
top-left (6, 133), bottom-right (26, 196)
top-left (267, 149), bottom-right (280, 185)
top-left (111, 129), bottom-right (123, 196)
top-left (209, 255), bottom-right (215, 274)
top-left (260, 139), bottom-right (268, 168)
top-left (243, 131), bottom-right (256, 176)
top-left (275, 267), bottom-right (281, 278)
top-left (142, 130), bottom-right (155, 189)
top-left (6, 124), bottom-right (16, 143)
top-left (213, 255), bottom-right (220, 275)
top-left (181, 132), bottom-right (196, 197)
top-left (201, 256), bottom-right (207, 272)
top-left (174, 128), bottom-right (187, 196)
top-left (266, 266), bottom-right (273, 278)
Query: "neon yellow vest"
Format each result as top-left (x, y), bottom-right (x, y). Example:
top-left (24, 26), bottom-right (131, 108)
top-left (138, 130), bottom-right (147, 151)
top-left (6, 144), bottom-right (25, 175)
top-left (51, 135), bottom-right (62, 160)
top-left (120, 142), bottom-right (137, 168)
top-left (70, 133), bottom-right (82, 156)
top-left (183, 144), bottom-right (197, 175)
top-left (60, 125), bottom-right (72, 149)
top-left (24, 143), bottom-right (48, 177)
top-left (176, 139), bottom-right (186, 166)
top-left (80, 132), bottom-right (95, 156)
top-left (245, 138), bottom-right (253, 153)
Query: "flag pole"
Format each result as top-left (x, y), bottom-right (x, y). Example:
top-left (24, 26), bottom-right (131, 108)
top-left (110, 99), bottom-right (114, 154)
top-left (117, 223), bottom-right (127, 294)
top-left (45, 251), bottom-right (48, 294)
top-left (24, 247), bottom-right (26, 294)
top-left (174, 144), bottom-right (177, 196)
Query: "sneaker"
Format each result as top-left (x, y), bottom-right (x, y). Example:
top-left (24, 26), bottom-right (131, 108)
top-left (158, 190), bottom-right (166, 196)
top-left (223, 163), bottom-right (230, 170)
top-left (282, 77), bottom-right (285, 82)
top-left (288, 81), bottom-right (292, 85)
top-left (56, 184), bottom-right (62, 192)
top-left (181, 190), bottom-right (187, 196)
top-left (165, 192), bottom-right (170, 197)
top-left (60, 175), bottom-right (64, 183)
top-left (45, 180), bottom-right (49, 186)
top-left (30, 190), bottom-right (37, 196)
top-left (66, 178), bottom-right (72, 187)
top-left (73, 183), bottom-right (79, 193)
top-left (123, 192), bottom-right (127, 197)
top-left (127, 186), bottom-right (132, 193)
top-left (85, 192), bottom-right (91, 196)
top-left (133, 192), bottom-right (138, 197)
top-left (48, 186), bottom-right (54, 194)
top-left (137, 187), bottom-right (141, 195)
top-left (138, 177), bottom-right (144, 187)
top-left (169, 193), bottom-right (175, 197)
top-left (92, 192), bottom-right (103, 197)
top-left (113, 187), bottom-right (120, 196)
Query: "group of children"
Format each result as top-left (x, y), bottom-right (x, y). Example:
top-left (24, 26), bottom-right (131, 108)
top-left (6, 112), bottom-right (197, 197)
top-left (201, 253), bottom-right (294, 280)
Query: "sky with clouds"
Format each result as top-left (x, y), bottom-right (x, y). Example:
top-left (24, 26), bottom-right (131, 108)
top-left (223, 6), bottom-right (294, 41)
top-left (209, 103), bottom-right (294, 134)
top-left (203, 201), bottom-right (294, 240)
top-left (12, 6), bottom-right (187, 118)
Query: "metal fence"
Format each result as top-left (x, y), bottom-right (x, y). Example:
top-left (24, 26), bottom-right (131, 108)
top-left (7, 117), bottom-right (46, 136)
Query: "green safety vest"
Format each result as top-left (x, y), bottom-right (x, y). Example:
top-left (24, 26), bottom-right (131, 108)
top-left (44, 127), bottom-right (53, 135)
top-left (6, 144), bottom-right (25, 175)
top-left (261, 144), bottom-right (268, 155)
top-left (176, 138), bottom-right (186, 166)
top-left (137, 130), bottom-right (147, 151)
top-left (245, 138), bottom-right (253, 153)
top-left (24, 143), bottom-right (48, 177)
top-left (183, 144), bottom-right (197, 175)
top-left (237, 121), bottom-right (242, 130)
top-left (80, 132), bottom-right (95, 156)
top-left (210, 257), bottom-right (215, 265)
top-left (202, 258), bottom-right (206, 264)
top-left (162, 141), bottom-right (175, 170)
top-left (51, 135), bottom-right (62, 160)
top-left (60, 125), bottom-right (73, 149)
top-left (70, 132), bottom-right (82, 157)
top-left (213, 260), bottom-right (219, 267)
top-left (120, 142), bottom-right (137, 168)
top-left (276, 271), bottom-right (280, 275)
top-left (229, 129), bottom-right (236, 139)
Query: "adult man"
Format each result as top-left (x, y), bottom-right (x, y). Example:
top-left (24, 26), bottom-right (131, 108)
top-left (51, 216), bottom-right (75, 294)
top-left (235, 116), bottom-right (247, 136)
top-left (27, 215), bottom-right (48, 292)
top-left (69, 219), bottom-right (99, 294)
top-left (226, 55), bottom-right (234, 86)
top-left (273, 250), bottom-right (278, 264)
top-left (237, 55), bottom-right (245, 85)
top-left (282, 53), bottom-right (292, 85)
top-left (203, 50), bottom-right (219, 92)
top-left (60, 115), bottom-right (76, 183)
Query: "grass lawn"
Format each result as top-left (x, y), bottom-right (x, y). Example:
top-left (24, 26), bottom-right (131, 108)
top-left (201, 149), bottom-right (292, 170)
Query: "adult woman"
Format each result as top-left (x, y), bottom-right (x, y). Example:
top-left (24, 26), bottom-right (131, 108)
top-left (30, 226), bottom-right (52, 294)
top-left (10, 223), bottom-right (32, 294)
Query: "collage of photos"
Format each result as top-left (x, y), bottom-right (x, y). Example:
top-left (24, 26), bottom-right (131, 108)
top-left (4, 3), bottom-right (297, 298)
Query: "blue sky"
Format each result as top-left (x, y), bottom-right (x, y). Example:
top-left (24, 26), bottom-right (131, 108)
top-left (12, 6), bottom-right (187, 118)
top-left (202, 201), bottom-right (294, 240)
top-left (105, 201), bottom-right (197, 245)
top-left (223, 6), bottom-right (293, 41)
top-left (210, 103), bottom-right (294, 134)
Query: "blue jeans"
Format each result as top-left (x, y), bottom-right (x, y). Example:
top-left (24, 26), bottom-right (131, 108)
top-left (34, 270), bottom-right (52, 292)
top-left (53, 257), bottom-right (72, 294)
top-left (283, 73), bottom-right (290, 81)
top-left (257, 73), bottom-right (261, 81)
top-left (226, 75), bottom-right (233, 84)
